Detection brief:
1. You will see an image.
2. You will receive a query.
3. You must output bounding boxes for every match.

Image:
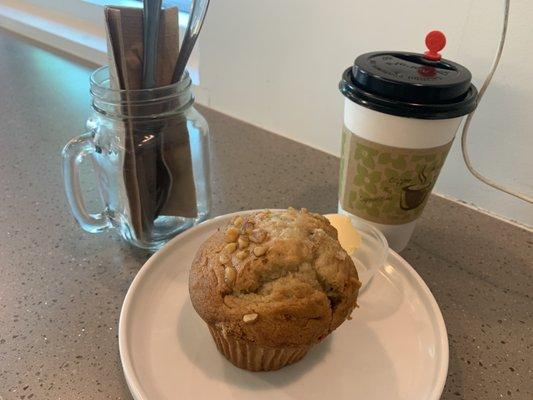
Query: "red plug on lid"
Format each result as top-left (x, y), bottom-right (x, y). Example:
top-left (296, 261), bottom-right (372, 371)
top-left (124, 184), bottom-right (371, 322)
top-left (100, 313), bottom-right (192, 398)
top-left (424, 30), bottom-right (446, 61)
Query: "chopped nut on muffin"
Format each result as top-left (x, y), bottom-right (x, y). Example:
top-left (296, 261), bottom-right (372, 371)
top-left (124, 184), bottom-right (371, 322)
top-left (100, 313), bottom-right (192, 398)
top-left (189, 208), bottom-right (361, 371)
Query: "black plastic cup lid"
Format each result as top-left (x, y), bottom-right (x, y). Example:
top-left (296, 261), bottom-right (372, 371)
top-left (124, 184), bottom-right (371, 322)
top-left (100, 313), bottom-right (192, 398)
top-left (339, 32), bottom-right (478, 119)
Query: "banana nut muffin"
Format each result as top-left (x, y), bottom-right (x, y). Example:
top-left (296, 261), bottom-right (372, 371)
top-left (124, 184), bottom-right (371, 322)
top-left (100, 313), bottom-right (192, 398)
top-left (189, 208), bottom-right (361, 371)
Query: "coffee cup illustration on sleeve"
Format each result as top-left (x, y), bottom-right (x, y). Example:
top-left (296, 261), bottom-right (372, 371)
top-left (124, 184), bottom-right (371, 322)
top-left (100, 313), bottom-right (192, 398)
top-left (338, 32), bottom-right (478, 251)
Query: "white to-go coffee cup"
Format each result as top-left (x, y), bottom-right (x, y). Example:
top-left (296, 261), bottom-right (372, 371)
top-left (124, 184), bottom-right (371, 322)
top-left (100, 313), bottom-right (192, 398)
top-left (338, 33), bottom-right (478, 251)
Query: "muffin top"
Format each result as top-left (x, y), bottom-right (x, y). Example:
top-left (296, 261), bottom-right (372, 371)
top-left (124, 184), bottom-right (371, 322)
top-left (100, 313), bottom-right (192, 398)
top-left (189, 208), bottom-right (361, 348)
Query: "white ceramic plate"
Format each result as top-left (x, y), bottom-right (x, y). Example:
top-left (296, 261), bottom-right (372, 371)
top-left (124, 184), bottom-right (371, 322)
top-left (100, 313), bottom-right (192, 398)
top-left (119, 211), bottom-right (448, 400)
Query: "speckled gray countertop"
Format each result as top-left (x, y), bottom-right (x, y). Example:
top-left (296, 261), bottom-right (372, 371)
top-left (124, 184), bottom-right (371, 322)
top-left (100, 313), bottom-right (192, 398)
top-left (0, 30), bottom-right (531, 400)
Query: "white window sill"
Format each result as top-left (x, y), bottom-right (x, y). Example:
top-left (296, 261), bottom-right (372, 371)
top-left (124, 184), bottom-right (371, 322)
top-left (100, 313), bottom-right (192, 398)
top-left (0, 0), bottom-right (200, 85)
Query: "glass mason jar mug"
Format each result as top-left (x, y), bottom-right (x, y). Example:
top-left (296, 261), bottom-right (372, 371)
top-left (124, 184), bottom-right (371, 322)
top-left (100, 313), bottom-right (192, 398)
top-left (62, 66), bottom-right (211, 250)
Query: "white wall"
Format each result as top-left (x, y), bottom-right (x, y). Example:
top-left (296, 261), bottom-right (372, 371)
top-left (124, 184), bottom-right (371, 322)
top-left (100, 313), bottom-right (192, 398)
top-left (198, 0), bottom-right (533, 226)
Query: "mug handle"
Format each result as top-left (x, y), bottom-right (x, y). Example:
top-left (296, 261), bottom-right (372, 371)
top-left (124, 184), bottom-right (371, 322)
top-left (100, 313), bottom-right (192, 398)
top-left (61, 132), bottom-right (112, 233)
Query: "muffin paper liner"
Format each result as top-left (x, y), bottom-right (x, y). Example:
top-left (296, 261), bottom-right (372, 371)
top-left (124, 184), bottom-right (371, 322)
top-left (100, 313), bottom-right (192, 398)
top-left (208, 324), bottom-right (311, 371)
